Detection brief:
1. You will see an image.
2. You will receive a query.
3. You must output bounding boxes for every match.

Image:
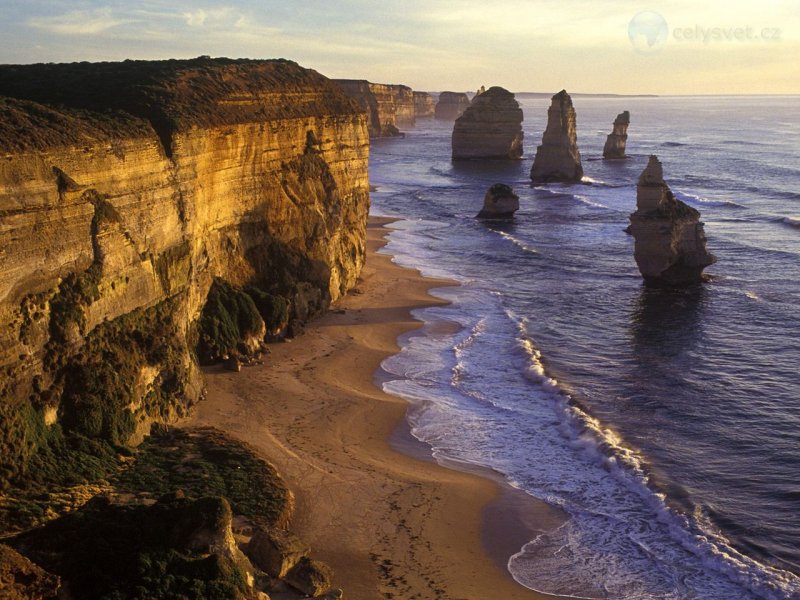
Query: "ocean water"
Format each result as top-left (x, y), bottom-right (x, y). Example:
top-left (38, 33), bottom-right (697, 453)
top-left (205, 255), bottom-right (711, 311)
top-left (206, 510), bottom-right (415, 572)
top-left (370, 96), bottom-right (800, 599)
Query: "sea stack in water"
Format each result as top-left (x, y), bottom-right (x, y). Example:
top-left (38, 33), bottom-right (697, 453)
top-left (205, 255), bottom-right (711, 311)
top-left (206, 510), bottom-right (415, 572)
top-left (531, 90), bottom-right (583, 183)
top-left (452, 86), bottom-right (523, 160)
top-left (603, 111), bottom-right (630, 159)
top-left (413, 91), bottom-right (435, 118)
top-left (629, 156), bottom-right (716, 286)
top-left (476, 184), bottom-right (519, 219)
top-left (435, 91), bottom-right (471, 120)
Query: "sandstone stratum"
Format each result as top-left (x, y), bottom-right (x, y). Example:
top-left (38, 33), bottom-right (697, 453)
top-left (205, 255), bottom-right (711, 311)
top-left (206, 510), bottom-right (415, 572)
top-left (334, 79), bottom-right (415, 136)
top-left (413, 91), bottom-right (435, 118)
top-left (435, 91), bottom-right (471, 120)
top-left (603, 110), bottom-right (630, 159)
top-left (531, 89), bottom-right (584, 183)
top-left (0, 57), bottom-right (370, 493)
top-left (629, 155), bottom-right (716, 286)
top-left (451, 86), bottom-right (523, 160)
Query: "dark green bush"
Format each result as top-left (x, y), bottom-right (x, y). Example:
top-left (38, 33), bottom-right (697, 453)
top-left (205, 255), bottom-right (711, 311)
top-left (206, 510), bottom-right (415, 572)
top-left (245, 286), bottom-right (289, 332)
top-left (197, 278), bottom-right (264, 363)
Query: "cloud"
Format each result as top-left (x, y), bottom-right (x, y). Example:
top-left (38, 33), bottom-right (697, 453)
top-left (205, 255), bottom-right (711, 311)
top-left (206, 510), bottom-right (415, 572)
top-left (183, 7), bottom-right (233, 27)
top-left (27, 7), bottom-right (132, 35)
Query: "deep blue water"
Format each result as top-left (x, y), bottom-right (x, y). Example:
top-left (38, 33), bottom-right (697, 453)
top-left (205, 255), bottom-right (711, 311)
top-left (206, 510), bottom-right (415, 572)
top-left (371, 96), bottom-right (800, 599)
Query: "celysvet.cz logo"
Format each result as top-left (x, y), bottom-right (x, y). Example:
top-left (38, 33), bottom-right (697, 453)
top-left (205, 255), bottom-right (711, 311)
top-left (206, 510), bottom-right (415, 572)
top-left (628, 11), bottom-right (782, 54)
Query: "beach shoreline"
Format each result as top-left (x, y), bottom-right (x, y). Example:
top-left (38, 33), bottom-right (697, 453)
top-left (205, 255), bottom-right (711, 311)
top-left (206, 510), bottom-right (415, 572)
top-left (182, 215), bottom-right (567, 599)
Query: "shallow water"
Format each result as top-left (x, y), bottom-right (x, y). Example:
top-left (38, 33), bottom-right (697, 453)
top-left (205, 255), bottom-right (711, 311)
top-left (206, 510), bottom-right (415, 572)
top-left (371, 96), bottom-right (800, 599)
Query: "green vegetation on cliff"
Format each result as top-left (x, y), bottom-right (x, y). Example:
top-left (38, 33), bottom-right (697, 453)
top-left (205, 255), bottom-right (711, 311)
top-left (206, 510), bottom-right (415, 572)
top-left (5, 427), bottom-right (289, 600)
top-left (197, 278), bottom-right (289, 364)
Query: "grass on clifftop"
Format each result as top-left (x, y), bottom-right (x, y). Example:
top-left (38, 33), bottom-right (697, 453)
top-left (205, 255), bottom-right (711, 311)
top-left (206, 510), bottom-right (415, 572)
top-left (114, 427), bottom-right (291, 529)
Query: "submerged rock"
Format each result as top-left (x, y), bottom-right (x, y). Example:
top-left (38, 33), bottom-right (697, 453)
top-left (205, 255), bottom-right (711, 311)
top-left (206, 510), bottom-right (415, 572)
top-left (628, 156), bottom-right (716, 286)
top-left (531, 90), bottom-right (583, 183)
top-left (476, 183), bottom-right (520, 219)
top-left (603, 111), bottom-right (630, 159)
top-left (435, 91), bottom-right (471, 120)
top-left (452, 86), bottom-right (523, 160)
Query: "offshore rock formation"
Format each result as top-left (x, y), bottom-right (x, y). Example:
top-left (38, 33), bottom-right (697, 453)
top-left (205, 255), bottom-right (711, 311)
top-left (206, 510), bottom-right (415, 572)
top-left (413, 91), bottom-right (435, 118)
top-left (0, 58), bottom-right (370, 488)
top-left (435, 91), bottom-right (471, 120)
top-left (476, 183), bottom-right (519, 219)
top-left (451, 86), bottom-right (523, 160)
top-left (603, 111), bottom-right (630, 159)
top-left (629, 156), bottom-right (716, 286)
top-left (334, 79), bottom-right (415, 136)
top-left (531, 90), bottom-right (584, 183)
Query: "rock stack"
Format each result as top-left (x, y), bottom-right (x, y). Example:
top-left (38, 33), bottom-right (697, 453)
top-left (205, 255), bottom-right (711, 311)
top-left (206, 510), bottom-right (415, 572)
top-left (476, 183), bottom-right (520, 219)
top-left (435, 91), bottom-right (471, 120)
top-left (530, 90), bottom-right (583, 183)
top-left (603, 111), bottom-right (630, 159)
top-left (413, 91), bottom-right (434, 118)
top-left (451, 86), bottom-right (523, 160)
top-left (629, 156), bottom-right (716, 286)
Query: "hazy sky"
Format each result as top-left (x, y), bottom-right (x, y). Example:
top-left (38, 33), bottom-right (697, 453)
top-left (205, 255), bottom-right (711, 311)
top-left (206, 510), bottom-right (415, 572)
top-left (2, 0), bottom-right (798, 94)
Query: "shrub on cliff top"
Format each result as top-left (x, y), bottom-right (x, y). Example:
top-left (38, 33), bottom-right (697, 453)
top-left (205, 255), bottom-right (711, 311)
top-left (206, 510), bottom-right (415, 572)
top-left (10, 495), bottom-right (249, 600)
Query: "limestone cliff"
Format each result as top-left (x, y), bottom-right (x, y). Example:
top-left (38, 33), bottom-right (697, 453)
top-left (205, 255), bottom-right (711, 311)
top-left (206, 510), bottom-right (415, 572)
top-left (530, 90), bottom-right (583, 183)
top-left (0, 58), bottom-right (370, 489)
top-left (451, 86), bottom-right (523, 160)
top-left (629, 156), bottom-right (716, 286)
top-left (334, 80), bottom-right (415, 136)
top-left (435, 92), bottom-right (471, 120)
top-left (603, 111), bottom-right (630, 159)
top-left (413, 91), bottom-right (435, 118)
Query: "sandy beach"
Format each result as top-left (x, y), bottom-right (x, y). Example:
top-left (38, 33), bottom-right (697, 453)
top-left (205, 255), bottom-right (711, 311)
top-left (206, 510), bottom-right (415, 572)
top-left (183, 216), bottom-right (567, 600)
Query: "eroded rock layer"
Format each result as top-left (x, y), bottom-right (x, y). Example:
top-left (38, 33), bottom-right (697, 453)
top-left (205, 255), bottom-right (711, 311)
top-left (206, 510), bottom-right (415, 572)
top-left (603, 111), bottom-right (630, 159)
top-left (476, 183), bottom-right (520, 219)
top-left (334, 79), bottom-right (415, 136)
top-left (629, 156), bottom-right (716, 286)
top-left (0, 58), bottom-right (370, 487)
top-left (530, 89), bottom-right (584, 183)
top-left (435, 92), bottom-right (471, 120)
top-left (413, 91), bottom-right (435, 118)
top-left (451, 86), bottom-right (523, 160)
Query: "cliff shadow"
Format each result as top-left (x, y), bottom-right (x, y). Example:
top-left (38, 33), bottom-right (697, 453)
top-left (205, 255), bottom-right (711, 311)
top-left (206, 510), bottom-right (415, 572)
top-left (449, 158), bottom-right (526, 185)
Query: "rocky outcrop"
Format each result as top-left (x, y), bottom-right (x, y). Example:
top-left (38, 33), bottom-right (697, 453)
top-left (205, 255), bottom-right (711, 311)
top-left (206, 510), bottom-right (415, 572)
top-left (0, 58), bottom-right (370, 489)
top-left (530, 90), bottom-right (584, 183)
top-left (476, 183), bottom-right (519, 219)
top-left (285, 557), bottom-right (334, 597)
top-left (435, 92), bottom-right (471, 120)
top-left (248, 528), bottom-right (310, 578)
top-left (603, 111), bottom-right (630, 159)
top-left (629, 156), bottom-right (716, 286)
top-left (451, 86), bottom-right (523, 160)
top-left (334, 79), bottom-right (414, 136)
top-left (0, 544), bottom-right (61, 599)
top-left (413, 91), bottom-right (435, 118)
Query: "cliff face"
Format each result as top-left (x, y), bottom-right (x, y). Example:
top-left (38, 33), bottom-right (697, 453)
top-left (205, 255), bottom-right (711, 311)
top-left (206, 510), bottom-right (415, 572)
top-left (435, 92), bottom-right (471, 120)
top-left (0, 58), bottom-right (370, 488)
top-left (530, 90), bottom-right (583, 183)
top-left (413, 92), bottom-right (435, 118)
top-left (333, 80), bottom-right (415, 136)
top-left (451, 86), bottom-right (523, 160)
top-left (629, 156), bottom-right (715, 286)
